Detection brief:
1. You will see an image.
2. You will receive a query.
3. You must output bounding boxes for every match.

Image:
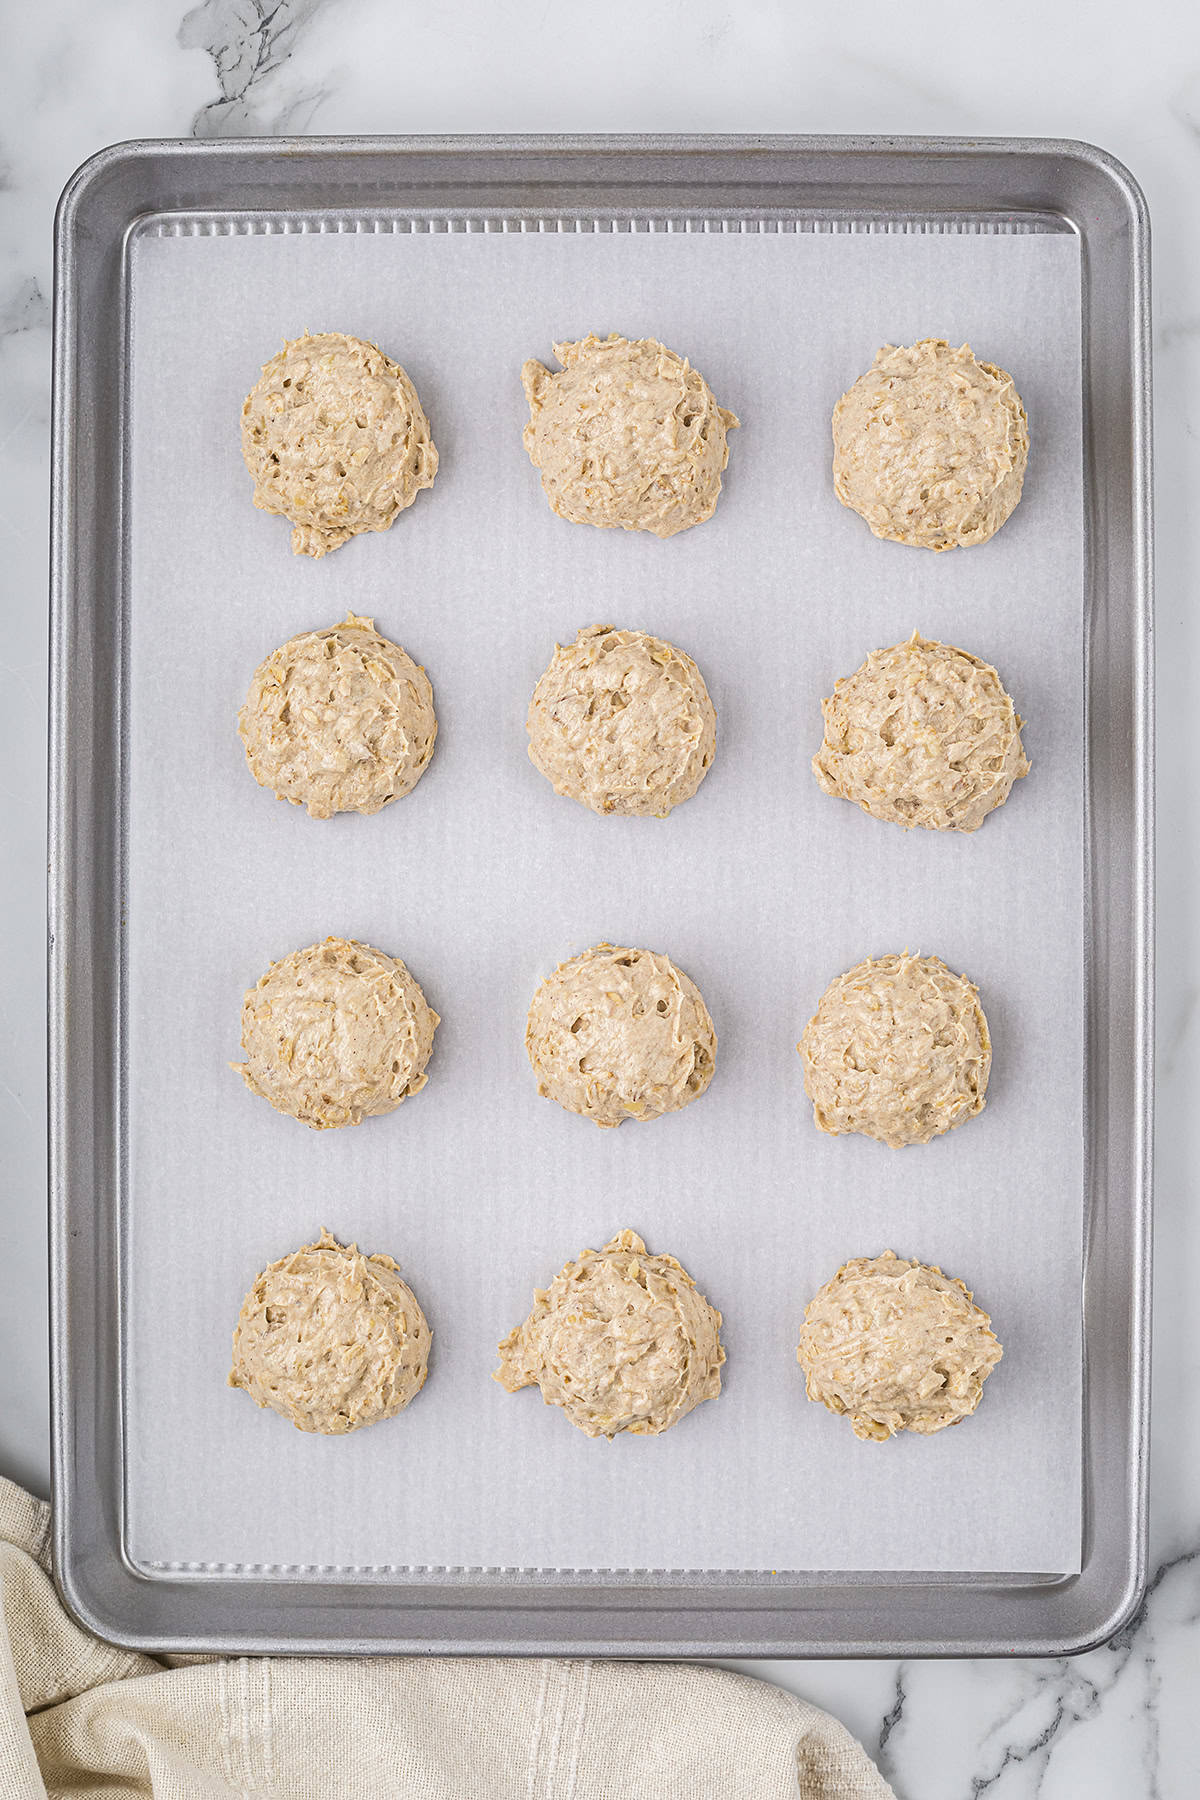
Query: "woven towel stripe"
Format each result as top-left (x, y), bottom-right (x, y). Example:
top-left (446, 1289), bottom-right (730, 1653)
top-left (561, 1661), bottom-right (594, 1800)
top-left (526, 1660), bottom-right (551, 1800)
top-left (538, 1663), bottom-right (572, 1797)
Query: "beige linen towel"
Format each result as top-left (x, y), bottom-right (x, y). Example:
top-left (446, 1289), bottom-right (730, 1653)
top-left (0, 1480), bottom-right (894, 1800)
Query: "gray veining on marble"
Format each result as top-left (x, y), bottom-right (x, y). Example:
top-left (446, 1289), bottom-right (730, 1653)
top-left (180, 0), bottom-right (328, 137)
top-left (3, 2), bottom-right (1199, 1794)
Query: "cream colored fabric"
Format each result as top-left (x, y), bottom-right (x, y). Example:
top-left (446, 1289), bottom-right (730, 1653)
top-left (0, 1480), bottom-right (894, 1800)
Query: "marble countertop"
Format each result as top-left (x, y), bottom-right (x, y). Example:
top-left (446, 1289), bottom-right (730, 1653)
top-left (1, 3), bottom-right (1196, 1794)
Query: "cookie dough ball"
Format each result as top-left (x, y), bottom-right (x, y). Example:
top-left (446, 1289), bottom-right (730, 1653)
top-left (527, 624), bottom-right (716, 817)
top-left (495, 1229), bottom-right (724, 1438)
top-left (233, 937), bottom-right (438, 1130)
top-left (229, 1229), bottom-right (431, 1434)
top-left (521, 334), bottom-right (738, 538)
top-left (526, 943), bottom-right (716, 1128)
top-left (238, 614), bottom-right (437, 819)
top-left (797, 1251), bottom-right (1003, 1440)
top-left (799, 952), bottom-right (990, 1148)
top-left (241, 332), bottom-right (438, 557)
top-left (813, 632), bottom-right (1029, 832)
top-left (832, 339), bottom-right (1028, 551)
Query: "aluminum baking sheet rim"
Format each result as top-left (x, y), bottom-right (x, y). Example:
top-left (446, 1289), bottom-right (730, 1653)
top-left (48, 134), bottom-right (1153, 1659)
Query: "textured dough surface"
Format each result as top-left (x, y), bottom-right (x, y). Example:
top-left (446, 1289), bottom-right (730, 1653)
top-left (796, 1251), bottom-right (1002, 1440)
top-left (229, 1228), bottom-right (431, 1434)
top-left (526, 943), bottom-right (716, 1128)
top-left (495, 1229), bottom-right (724, 1438)
top-left (832, 339), bottom-right (1028, 551)
top-left (813, 631), bottom-right (1029, 832)
top-left (521, 334), bottom-right (738, 537)
top-left (233, 937), bottom-right (438, 1130)
top-left (799, 952), bottom-right (990, 1148)
top-left (241, 332), bottom-right (437, 557)
top-left (527, 624), bottom-right (716, 817)
top-left (239, 613), bottom-right (437, 818)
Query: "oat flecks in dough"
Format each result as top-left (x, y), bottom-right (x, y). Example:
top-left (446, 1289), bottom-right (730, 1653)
top-left (832, 338), bottom-right (1028, 551)
top-left (233, 936), bottom-right (438, 1130)
top-left (526, 943), bottom-right (716, 1128)
top-left (238, 613), bottom-right (437, 820)
top-left (527, 624), bottom-right (717, 818)
top-left (521, 334), bottom-right (739, 537)
top-left (241, 332), bottom-right (438, 557)
top-left (495, 1229), bottom-right (724, 1438)
top-left (797, 1251), bottom-right (1002, 1441)
top-left (813, 631), bottom-right (1029, 833)
top-left (229, 1228), bottom-right (431, 1434)
top-left (798, 951), bottom-right (990, 1148)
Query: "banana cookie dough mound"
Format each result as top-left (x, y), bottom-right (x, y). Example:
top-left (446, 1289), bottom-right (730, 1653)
top-left (229, 1228), bottom-right (431, 1434)
top-left (521, 334), bottom-right (739, 537)
top-left (239, 614), bottom-right (437, 819)
top-left (832, 339), bottom-right (1028, 550)
top-left (526, 943), bottom-right (716, 1128)
top-left (233, 937), bottom-right (438, 1129)
top-left (813, 632), bottom-right (1029, 832)
top-left (241, 332), bottom-right (438, 557)
top-left (527, 624), bottom-right (716, 817)
top-left (797, 1251), bottom-right (1003, 1441)
top-left (799, 952), bottom-right (990, 1148)
top-left (495, 1229), bottom-right (724, 1438)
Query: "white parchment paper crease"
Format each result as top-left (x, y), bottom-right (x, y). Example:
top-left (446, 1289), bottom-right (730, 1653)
top-left (123, 223), bottom-right (1083, 1575)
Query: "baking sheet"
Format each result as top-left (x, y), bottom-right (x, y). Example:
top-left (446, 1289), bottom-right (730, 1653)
top-left (122, 222), bottom-right (1083, 1578)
